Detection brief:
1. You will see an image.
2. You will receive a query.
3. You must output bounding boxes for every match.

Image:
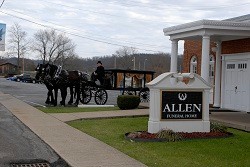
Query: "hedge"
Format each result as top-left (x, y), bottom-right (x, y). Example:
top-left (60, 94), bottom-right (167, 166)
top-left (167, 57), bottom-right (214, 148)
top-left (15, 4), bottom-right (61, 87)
top-left (117, 95), bottom-right (140, 110)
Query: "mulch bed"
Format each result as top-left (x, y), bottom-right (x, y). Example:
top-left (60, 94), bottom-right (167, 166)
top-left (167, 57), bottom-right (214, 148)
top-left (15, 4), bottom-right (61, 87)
top-left (125, 131), bottom-right (233, 142)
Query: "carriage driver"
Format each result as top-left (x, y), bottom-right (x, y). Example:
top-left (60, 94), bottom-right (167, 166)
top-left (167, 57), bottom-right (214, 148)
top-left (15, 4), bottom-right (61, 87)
top-left (94, 61), bottom-right (105, 85)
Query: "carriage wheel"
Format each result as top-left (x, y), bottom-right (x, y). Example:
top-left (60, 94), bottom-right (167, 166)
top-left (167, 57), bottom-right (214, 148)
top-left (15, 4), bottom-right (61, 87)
top-left (94, 88), bottom-right (108, 105)
top-left (139, 87), bottom-right (150, 102)
top-left (80, 88), bottom-right (92, 104)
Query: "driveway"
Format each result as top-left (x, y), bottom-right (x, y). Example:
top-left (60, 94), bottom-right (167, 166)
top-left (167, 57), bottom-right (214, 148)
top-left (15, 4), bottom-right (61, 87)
top-left (0, 78), bottom-right (120, 107)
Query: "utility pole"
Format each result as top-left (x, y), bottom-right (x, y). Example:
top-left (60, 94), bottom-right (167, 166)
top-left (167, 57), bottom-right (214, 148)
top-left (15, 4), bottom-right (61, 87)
top-left (144, 59), bottom-right (147, 70)
top-left (114, 56), bottom-right (116, 68)
top-left (132, 57), bottom-right (135, 70)
top-left (22, 54), bottom-right (24, 73)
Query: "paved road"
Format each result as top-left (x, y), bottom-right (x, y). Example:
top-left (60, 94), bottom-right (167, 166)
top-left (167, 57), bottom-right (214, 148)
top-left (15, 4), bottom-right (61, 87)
top-left (0, 98), bottom-right (69, 166)
top-left (0, 78), bottom-right (121, 107)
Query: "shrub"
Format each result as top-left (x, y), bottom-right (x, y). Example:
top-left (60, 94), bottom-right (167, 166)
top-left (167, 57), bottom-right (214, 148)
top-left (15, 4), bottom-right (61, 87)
top-left (210, 122), bottom-right (228, 133)
top-left (156, 129), bottom-right (182, 141)
top-left (117, 95), bottom-right (140, 110)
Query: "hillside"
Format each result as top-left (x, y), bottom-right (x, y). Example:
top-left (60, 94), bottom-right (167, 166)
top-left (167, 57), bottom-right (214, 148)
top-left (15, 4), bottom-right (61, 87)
top-left (1, 53), bottom-right (183, 77)
top-left (60, 53), bottom-right (183, 77)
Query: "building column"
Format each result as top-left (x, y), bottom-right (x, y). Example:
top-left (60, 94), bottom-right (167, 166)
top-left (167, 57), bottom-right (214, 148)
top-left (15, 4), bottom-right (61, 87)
top-left (201, 36), bottom-right (210, 82)
top-left (213, 41), bottom-right (222, 108)
top-left (220, 55), bottom-right (226, 108)
top-left (170, 40), bottom-right (178, 72)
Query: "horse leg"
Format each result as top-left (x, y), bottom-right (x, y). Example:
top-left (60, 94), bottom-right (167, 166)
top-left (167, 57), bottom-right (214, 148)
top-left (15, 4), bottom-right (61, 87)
top-left (45, 84), bottom-right (52, 104)
top-left (68, 85), bottom-right (74, 105)
top-left (74, 84), bottom-right (80, 106)
top-left (45, 90), bottom-right (51, 104)
top-left (50, 89), bottom-right (55, 104)
top-left (60, 87), bottom-right (67, 106)
top-left (54, 88), bottom-right (58, 106)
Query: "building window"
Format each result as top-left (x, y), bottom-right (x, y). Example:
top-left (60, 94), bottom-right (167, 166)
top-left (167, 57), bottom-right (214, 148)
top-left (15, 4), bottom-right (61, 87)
top-left (227, 64), bottom-right (235, 69)
top-left (238, 63), bottom-right (247, 69)
top-left (209, 55), bottom-right (215, 85)
top-left (190, 56), bottom-right (197, 73)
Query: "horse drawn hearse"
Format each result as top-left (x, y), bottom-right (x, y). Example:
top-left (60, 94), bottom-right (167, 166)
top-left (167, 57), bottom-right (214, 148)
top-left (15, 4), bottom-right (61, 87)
top-left (81, 68), bottom-right (155, 105)
top-left (35, 63), bottom-right (155, 106)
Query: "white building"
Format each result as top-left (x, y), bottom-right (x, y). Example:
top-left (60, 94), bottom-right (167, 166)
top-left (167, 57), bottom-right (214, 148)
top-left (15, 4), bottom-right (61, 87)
top-left (163, 14), bottom-right (250, 112)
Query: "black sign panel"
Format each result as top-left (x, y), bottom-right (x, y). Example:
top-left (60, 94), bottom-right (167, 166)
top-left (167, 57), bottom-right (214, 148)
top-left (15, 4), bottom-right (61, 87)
top-left (161, 91), bottom-right (203, 120)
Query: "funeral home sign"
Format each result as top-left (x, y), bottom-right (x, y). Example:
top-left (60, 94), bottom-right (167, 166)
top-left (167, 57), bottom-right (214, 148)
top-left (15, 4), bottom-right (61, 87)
top-left (161, 91), bottom-right (202, 119)
top-left (146, 73), bottom-right (211, 133)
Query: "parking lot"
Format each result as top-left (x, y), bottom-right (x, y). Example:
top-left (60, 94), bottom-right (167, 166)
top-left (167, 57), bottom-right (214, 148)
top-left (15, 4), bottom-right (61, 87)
top-left (0, 78), bottom-right (121, 107)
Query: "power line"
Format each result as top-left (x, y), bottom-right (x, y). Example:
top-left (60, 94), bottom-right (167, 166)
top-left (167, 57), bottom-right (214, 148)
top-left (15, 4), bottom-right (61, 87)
top-left (4, 0), bottom-right (248, 55)
top-left (37, 0), bottom-right (250, 28)
top-left (25, 0), bottom-right (250, 19)
top-left (0, 10), bottom-right (166, 53)
top-left (6, 9), bottom-right (168, 49)
top-left (0, 0), bottom-right (5, 9)
top-left (40, 0), bottom-right (177, 24)
top-left (91, 0), bottom-right (250, 10)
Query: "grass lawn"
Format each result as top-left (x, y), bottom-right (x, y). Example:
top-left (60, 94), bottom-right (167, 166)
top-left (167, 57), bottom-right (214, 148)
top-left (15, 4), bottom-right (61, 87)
top-left (36, 106), bottom-right (120, 113)
top-left (68, 117), bottom-right (250, 167)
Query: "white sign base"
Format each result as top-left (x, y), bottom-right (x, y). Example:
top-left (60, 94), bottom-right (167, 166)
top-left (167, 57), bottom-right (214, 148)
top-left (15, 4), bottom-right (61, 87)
top-left (146, 72), bottom-right (211, 133)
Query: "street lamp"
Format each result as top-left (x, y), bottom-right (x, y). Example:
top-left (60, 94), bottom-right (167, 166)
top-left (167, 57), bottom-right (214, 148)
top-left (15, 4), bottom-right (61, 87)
top-left (114, 56), bottom-right (117, 68)
top-left (22, 54), bottom-right (25, 74)
top-left (144, 59), bottom-right (147, 70)
top-left (132, 57), bottom-right (135, 70)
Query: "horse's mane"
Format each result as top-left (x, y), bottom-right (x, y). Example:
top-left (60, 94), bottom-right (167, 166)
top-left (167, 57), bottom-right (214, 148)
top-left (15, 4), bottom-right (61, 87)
top-left (44, 63), bottom-right (58, 77)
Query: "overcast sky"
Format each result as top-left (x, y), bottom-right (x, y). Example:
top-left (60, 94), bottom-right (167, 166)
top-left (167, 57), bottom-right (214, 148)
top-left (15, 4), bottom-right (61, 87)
top-left (0, 0), bottom-right (250, 59)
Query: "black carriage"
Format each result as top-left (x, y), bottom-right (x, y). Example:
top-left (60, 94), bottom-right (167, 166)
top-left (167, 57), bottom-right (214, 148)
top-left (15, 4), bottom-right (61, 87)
top-left (80, 69), bottom-right (155, 105)
top-left (80, 76), bottom-right (108, 105)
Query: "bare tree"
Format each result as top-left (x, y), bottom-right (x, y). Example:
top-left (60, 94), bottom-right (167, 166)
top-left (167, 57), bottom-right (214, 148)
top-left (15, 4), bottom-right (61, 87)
top-left (32, 29), bottom-right (76, 64)
top-left (114, 46), bottom-right (138, 69)
top-left (8, 23), bottom-right (28, 73)
top-left (54, 50), bottom-right (79, 70)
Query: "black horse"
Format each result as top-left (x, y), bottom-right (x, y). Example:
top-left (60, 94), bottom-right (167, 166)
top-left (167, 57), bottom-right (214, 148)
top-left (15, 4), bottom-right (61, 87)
top-left (35, 63), bottom-right (85, 106)
top-left (35, 64), bottom-right (56, 105)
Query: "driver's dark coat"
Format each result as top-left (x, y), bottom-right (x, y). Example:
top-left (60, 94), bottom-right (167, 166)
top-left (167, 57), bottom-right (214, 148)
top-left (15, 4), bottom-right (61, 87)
top-left (95, 66), bottom-right (105, 78)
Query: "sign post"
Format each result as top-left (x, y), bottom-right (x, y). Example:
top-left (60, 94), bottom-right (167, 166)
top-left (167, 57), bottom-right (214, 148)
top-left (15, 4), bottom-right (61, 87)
top-left (147, 73), bottom-right (211, 133)
top-left (0, 23), bottom-right (6, 51)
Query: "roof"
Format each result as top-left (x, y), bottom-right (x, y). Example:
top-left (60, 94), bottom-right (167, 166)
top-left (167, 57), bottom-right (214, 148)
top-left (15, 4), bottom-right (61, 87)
top-left (223, 14), bottom-right (250, 22)
top-left (163, 14), bottom-right (250, 41)
top-left (0, 62), bottom-right (18, 67)
top-left (163, 19), bottom-right (250, 35)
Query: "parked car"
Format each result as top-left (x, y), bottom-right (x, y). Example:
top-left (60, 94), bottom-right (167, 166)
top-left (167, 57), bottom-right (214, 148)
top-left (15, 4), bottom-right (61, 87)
top-left (12, 74), bottom-right (37, 83)
top-left (8, 75), bottom-right (18, 81)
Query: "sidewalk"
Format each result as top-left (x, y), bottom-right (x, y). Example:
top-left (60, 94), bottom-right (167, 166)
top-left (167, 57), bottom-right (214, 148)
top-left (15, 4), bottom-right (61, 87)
top-left (210, 111), bottom-right (250, 131)
top-left (0, 93), bottom-right (146, 167)
top-left (49, 109), bottom-right (149, 122)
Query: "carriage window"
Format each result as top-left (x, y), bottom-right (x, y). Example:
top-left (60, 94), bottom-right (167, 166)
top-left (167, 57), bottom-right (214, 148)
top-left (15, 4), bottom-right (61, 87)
top-left (190, 56), bottom-right (197, 73)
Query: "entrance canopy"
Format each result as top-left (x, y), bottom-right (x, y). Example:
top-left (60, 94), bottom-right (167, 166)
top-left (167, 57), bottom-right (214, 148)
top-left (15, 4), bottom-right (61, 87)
top-left (163, 14), bottom-right (250, 81)
top-left (163, 18), bottom-right (250, 41)
top-left (163, 14), bottom-right (250, 109)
